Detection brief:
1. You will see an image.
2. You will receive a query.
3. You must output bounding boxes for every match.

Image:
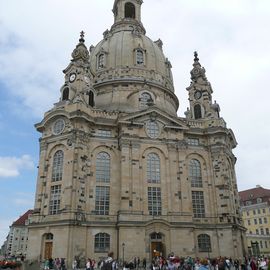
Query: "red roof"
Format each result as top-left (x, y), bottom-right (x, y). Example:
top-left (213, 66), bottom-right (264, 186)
top-left (12, 210), bottom-right (33, 226)
top-left (239, 186), bottom-right (270, 202)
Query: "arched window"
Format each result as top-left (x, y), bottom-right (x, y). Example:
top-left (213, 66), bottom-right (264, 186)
top-left (96, 152), bottom-right (110, 182)
top-left (62, 87), bottom-right (69, 101)
top-left (94, 233), bottom-right (110, 252)
top-left (88, 90), bottom-right (95, 107)
top-left (189, 159), bottom-right (202, 187)
top-left (136, 49), bottom-right (144, 65)
top-left (198, 234), bottom-right (211, 252)
top-left (150, 232), bottom-right (162, 240)
top-left (52, 150), bottom-right (64, 182)
top-left (125, 2), bottom-right (135, 18)
top-left (98, 54), bottom-right (105, 69)
top-left (140, 92), bottom-right (152, 108)
top-left (194, 104), bottom-right (202, 119)
top-left (147, 153), bottom-right (160, 183)
top-left (45, 233), bottom-right (53, 240)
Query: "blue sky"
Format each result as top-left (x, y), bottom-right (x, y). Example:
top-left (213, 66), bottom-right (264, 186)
top-left (1, 0), bottom-right (270, 246)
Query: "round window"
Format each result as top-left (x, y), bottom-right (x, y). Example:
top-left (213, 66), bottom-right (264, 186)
top-left (53, 119), bottom-right (65, 135)
top-left (146, 121), bottom-right (160, 139)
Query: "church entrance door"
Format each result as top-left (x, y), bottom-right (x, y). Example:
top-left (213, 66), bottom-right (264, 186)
top-left (151, 241), bottom-right (164, 258)
top-left (44, 242), bottom-right (53, 259)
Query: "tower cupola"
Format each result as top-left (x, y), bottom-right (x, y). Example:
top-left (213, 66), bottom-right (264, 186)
top-left (186, 52), bottom-right (221, 120)
top-left (111, 0), bottom-right (145, 34)
top-left (58, 32), bottom-right (95, 107)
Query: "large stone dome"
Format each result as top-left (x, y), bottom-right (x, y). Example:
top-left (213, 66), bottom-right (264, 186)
top-left (88, 0), bottom-right (179, 115)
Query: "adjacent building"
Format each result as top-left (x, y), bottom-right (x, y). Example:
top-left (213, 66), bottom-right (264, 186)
top-left (5, 210), bottom-right (33, 257)
top-left (27, 0), bottom-right (246, 266)
top-left (239, 185), bottom-right (270, 256)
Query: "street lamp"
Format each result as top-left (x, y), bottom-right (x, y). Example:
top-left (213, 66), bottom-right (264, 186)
top-left (122, 243), bottom-right (125, 265)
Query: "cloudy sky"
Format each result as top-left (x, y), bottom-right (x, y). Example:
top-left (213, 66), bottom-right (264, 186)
top-left (1, 0), bottom-right (270, 246)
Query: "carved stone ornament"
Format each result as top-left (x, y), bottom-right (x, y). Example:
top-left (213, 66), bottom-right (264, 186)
top-left (71, 31), bottom-right (90, 62)
top-left (190, 51), bottom-right (207, 82)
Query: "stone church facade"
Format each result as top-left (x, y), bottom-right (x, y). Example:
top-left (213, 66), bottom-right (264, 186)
top-left (27, 0), bottom-right (246, 265)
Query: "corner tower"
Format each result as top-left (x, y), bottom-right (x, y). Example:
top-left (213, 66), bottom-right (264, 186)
top-left (185, 52), bottom-right (220, 120)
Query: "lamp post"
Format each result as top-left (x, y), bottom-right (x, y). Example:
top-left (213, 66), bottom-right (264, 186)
top-left (122, 243), bottom-right (125, 266)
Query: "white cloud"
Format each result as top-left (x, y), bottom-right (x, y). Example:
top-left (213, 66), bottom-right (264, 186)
top-left (0, 155), bottom-right (34, 178)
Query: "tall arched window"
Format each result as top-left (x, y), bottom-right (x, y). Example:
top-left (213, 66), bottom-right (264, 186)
top-left (62, 87), bottom-right (69, 101)
top-left (136, 49), bottom-right (144, 65)
top-left (125, 2), bottom-right (136, 18)
top-left (194, 104), bottom-right (202, 119)
top-left (189, 159), bottom-right (202, 187)
top-left (96, 152), bottom-right (110, 182)
top-left (94, 233), bottom-right (110, 252)
top-left (98, 54), bottom-right (105, 69)
top-left (147, 153), bottom-right (160, 183)
top-left (198, 234), bottom-right (211, 252)
top-left (52, 150), bottom-right (64, 182)
top-left (88, 90), bottom-right (95, 107)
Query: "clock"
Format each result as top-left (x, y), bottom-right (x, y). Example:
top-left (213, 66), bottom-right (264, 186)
top-left (69, 73), bottom-right (76, 83)
top-left (194, 90), bottom-right (202, 100)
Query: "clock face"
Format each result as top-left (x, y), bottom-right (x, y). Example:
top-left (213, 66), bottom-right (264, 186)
top-left (69, 73), bottom-right (76, 83)
top-left (194, 90), bottom-right (202, 100)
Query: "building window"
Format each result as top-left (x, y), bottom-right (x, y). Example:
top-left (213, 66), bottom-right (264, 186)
top-left (150, 232), bottom-right (162, 240)
top-left (125, 2), bottom-right (136, 18)
top-left (148, 187), bottom-right (161, 216)
top-left (98, 54), bottom-right (105, 69)
top-left (247, 211), bottom-right (249, 216)
top-left (261, 228), bottom-right (264, 235)
top-left (247, 220), bottom-right (251, 225)
top-left (265, 241), bottom-right (268, 248)
top-left (257, 197), bottom-right (262, 203)
top-left (146, 121), bottom-right (160, 139)
top-left (194, 104), bottom-right (202, 119)
top-left (188, 138), bottom-right (199, 146)
top-left (62, 87), bottom-right (69, 101)
top-left (258, 209), bottom-right (261, 214)
top-left (246, 201), bottom-right (252, 206)
top-left (198, 234), bottom-right (211, 252)
top-left (253, 210), bottom-right (256, 215)
top-left (136, 49), bottom-right (144, 65)
top-left (260, 241), bottom-right (263, 249)
top-left (189, 159), bottom-right (202, 187)
top-left (262, 208), bottom-right (266, 214)
top-left (147, 153), bottom-right (160, 183)
top-left (96, 130), bottom-right (112, 137)
top-left (254, 219), bottom-right (257, 225)
top-left (49, 185), bottom-right (61, 215)
top-left (45, 233), bottom-right (53, 240)
top-left (192, 191), bottom-right (205, 218)
top-left (266, 228), bottom-right (269, 235)
top-left (140, 92), bottom-right (152, 108)
top-left (259, 218), bottom-right (262, 224)
top-left (53, 119), bottom-right (65, 135)
top-left (96, 152), bottom-right (110, 183)
top-left (88, 91), bottom-right (95, 107)
top-left (52, 150), bottom-right (64, 182)
top-left (95, 186), bottom-right (110, 215)
top-left (94, 233), bottom-right (110, 252)
top-left (256, 229), bottom-right (259, 235)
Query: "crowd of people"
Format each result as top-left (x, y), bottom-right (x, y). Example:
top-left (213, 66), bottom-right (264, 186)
top-left (41, 252), bottom-right (270, 270)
